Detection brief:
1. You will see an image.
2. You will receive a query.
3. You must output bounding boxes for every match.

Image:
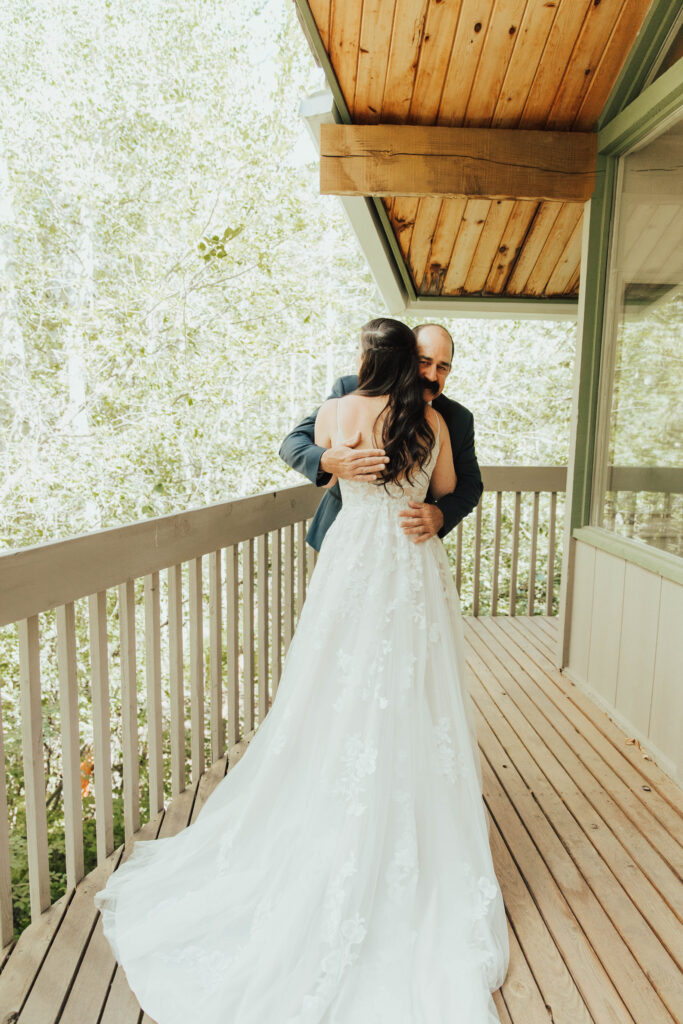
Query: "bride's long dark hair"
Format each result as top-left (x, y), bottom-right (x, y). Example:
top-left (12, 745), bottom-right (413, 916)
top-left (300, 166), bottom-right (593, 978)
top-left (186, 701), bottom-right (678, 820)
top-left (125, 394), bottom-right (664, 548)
top-left (356, 317), bottom-right (434, 487)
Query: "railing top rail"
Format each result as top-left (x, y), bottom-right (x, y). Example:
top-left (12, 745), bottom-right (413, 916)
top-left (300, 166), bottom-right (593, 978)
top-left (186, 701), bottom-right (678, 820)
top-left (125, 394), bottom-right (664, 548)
top-left (3, 463), bottom-right (673, 629)
top-left (0, 484), bottom-right (321, 628)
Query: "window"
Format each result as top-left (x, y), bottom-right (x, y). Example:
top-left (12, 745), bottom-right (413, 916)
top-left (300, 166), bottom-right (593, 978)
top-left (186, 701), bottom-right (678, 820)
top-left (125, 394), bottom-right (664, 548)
top-left (592, 113), bottom-right (683, 557)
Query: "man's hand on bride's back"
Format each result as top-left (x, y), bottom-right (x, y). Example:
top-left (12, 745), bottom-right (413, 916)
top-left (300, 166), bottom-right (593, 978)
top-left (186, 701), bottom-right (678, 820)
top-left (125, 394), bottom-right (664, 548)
top-left (320, 431), bottom-right (389, 482)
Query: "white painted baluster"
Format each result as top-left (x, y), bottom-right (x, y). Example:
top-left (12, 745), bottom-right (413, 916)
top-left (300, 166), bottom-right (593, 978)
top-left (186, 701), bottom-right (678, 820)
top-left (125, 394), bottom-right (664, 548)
top-left (473, 500), bottom-right (482, 616)
top-left (118, 582), bottom-right (140, 842)
top-left (284, 524), bottom-right (295, 653)
top-left (296, 520), bottom-right (307, 617)
top-left (145, 572), bottom-right (163, 816)
top-left (189, 557), bottom-right (205, 783)
top-left (257, 534), bottom-right (269, 722)
top-left (271, 529), bottom-right (282, 694)
top-left (0, 686), bottom-right (12, 945)
top-left (168, 564), bottom-right (185, 797)
top-left (19, 615), bottom-right (50, 917)
top-left (509, 492), bottom-right (521, 616)
top-left (528, 491), bottom-right (540, 616)
top-left (243, 540), bottom-right (255, 734)
top-left (225, 545), bottom-right (239, 746)
top-left (491, 491), bottom-right (502, 616)
top-left (88, 592), bottom-right (114, 863)
top-left (546, 491), bottom-right (557, 615)
top-left (209, 549), bottom-right (224, 761)
top-left (56, 602), bottom-right (84, 886)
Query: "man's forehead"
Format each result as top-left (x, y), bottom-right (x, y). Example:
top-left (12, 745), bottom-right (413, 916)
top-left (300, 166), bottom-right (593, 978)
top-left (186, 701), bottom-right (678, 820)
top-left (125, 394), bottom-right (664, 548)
top-left (416, 328), bottom-right (452, 361)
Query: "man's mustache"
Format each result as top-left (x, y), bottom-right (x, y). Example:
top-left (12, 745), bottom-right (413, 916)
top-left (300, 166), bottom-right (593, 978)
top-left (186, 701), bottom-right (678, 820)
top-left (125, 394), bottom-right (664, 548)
top-left (423, 378), bottom-right (439, 395)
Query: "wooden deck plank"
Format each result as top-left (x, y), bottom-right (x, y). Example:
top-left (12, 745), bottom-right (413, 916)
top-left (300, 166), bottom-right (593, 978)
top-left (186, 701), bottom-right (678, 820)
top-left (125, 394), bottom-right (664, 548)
top-left (475, 618), bottom-right (683, 895)
top-left (0, 888), bottom-right (73, 1023)
top-left (470, 642), bottom-right (679, 1022)
top-left (504, 616), bottom-right (683, 821)
top-left (497, 614), bottom-right (683, 839)
top-left (486, 811), bottom-right (592, 1024)
top-left (4, 617), bottom-right (680, 1024)
top-left (483, 757), bottom-right (634, 1024)
top-left (497, 922), bottom-right (550, 1024)
top-left (17, 855), bottom-right (125, 1024)
top-left (466, 622), bottom-right (683, 956)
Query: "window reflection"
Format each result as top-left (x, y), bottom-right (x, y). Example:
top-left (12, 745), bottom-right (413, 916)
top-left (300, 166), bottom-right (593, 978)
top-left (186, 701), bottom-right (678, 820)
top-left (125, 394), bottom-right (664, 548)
top-left (596, 115), bottom-right (683, 557)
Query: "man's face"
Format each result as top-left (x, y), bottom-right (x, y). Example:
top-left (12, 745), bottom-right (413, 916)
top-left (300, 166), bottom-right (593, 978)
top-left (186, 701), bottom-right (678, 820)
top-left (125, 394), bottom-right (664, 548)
top-left (416, 327), bottom-right (452, 401)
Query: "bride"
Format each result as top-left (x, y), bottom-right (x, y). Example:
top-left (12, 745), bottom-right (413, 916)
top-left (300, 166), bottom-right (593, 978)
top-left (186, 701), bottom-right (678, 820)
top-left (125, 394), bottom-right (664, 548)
top-left (94, 317), bottom-right (509, 1023)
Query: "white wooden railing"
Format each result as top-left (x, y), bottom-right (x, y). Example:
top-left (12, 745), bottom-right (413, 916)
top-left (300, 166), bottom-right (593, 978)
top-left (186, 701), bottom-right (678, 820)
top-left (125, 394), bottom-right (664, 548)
top-left (0, 465), bottom-right (574, 947)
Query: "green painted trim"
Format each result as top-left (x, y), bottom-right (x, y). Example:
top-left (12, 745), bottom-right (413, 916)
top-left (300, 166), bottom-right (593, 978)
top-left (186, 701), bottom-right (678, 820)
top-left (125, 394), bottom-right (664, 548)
top-left (370, 198), bottom-right (417, 301)
top-left (293, 0), bottom-right (351, 123)
top-left (599, 55), bottom-right (683, 155)
top-left (409, 294), bottom-right (577, 308)
top-left (293, 1), bottom-right (416, 298)
top-left (598, 1), bottom-right (682, 128)
top-left (568, 153), bottom-right (618, 533)
top-left (573, 526), bottom-right (683, 585)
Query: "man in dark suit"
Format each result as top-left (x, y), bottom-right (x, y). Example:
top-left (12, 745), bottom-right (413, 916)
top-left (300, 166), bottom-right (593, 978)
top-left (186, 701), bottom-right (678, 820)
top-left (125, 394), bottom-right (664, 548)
top-left (279, 323), bottom-right (483, 550)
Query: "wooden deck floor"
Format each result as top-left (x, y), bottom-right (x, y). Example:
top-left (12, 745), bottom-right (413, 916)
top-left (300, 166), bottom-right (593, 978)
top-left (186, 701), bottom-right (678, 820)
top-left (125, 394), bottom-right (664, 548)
top-left (0, 616), bottom-right (681, 1024)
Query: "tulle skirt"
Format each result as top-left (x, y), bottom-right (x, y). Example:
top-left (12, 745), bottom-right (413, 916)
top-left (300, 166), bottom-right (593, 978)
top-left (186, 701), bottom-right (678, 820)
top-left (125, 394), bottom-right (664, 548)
top-left (94, 495), bottom-right (509, 1023)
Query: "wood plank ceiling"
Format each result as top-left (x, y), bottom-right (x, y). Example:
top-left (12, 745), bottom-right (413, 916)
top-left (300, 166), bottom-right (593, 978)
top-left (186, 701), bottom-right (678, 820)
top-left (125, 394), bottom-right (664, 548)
top-left (305, 0), bottom-right (655, 301)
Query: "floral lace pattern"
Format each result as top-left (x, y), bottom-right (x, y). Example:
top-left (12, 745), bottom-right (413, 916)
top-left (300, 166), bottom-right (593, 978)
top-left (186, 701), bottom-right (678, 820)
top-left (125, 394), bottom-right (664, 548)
top-left (92, 409), bottom-right (509, 1023)
top-left (433, 715), bottom-right (468, 783)
top-left (333, 733), bottom-right (378, 816)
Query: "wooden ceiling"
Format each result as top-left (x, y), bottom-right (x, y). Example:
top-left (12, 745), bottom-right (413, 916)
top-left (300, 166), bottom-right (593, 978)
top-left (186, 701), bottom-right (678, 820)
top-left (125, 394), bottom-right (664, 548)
top-left (303, 0), bottom-right (655, 303)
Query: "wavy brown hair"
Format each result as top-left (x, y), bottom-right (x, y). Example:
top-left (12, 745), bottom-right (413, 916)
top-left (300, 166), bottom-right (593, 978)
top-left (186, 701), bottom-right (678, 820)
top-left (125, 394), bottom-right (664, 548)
top-left (355, 317), bottom-right (434, 488)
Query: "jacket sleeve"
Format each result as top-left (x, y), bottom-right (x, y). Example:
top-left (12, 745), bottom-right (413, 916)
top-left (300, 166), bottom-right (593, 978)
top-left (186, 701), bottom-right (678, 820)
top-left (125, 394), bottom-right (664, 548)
top-left (434, 411), bottom-right (484, 539)
top-left (278, 378), bottom-right (346, 487)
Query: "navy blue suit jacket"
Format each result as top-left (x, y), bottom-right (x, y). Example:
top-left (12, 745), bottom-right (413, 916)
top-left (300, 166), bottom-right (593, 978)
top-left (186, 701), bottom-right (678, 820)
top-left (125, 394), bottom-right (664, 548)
top-left (279, 375), bottom-right (484, 551)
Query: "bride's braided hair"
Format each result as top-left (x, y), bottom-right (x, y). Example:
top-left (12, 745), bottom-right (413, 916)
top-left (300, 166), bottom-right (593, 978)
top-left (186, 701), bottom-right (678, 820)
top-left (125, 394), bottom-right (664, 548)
top-left (356, 317), bottom-right (435, 489)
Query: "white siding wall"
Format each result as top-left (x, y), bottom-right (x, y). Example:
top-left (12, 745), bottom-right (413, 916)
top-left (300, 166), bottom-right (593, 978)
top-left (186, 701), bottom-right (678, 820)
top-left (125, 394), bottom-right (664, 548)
top-left (565, 539), bottom-right (683, 784)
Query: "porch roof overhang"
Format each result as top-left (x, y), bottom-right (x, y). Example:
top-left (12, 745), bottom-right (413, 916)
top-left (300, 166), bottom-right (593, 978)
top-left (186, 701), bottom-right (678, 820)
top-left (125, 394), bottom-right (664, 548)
top-left (294, 0), bottom-right (667, 320)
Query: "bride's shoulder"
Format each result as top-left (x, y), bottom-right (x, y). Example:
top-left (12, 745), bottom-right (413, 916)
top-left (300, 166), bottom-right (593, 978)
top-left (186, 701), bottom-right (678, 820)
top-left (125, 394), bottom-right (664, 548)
top-left (425, 405), bottom-right (446, 436)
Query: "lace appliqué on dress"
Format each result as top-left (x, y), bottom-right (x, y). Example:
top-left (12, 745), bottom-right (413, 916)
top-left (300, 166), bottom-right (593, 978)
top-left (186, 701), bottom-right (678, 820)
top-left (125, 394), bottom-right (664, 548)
top-left (333, 733), bottom-right (378, 816)
top-left (433, 715), bottom-right (468, 783)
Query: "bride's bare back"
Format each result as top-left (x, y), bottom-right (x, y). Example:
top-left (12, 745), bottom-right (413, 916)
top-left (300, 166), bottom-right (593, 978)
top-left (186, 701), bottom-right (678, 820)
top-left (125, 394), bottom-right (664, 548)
top-left (314, 393), bottom-right (456, 499)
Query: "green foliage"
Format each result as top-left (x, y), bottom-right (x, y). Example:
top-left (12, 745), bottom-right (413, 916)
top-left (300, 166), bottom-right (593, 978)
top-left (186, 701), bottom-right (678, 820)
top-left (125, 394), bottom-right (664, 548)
top-left (0, 0), bottom-right (578, 940)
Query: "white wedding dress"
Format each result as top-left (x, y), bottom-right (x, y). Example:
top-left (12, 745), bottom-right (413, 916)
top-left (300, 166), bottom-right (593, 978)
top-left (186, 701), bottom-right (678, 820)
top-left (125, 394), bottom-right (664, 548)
top-left (94, 400), bottom-right (509, 1023)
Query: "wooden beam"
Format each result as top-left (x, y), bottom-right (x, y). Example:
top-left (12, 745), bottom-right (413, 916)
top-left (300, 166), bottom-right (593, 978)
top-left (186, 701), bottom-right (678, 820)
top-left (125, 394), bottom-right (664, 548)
top-left (320, 124), bottom-right (598, 203)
